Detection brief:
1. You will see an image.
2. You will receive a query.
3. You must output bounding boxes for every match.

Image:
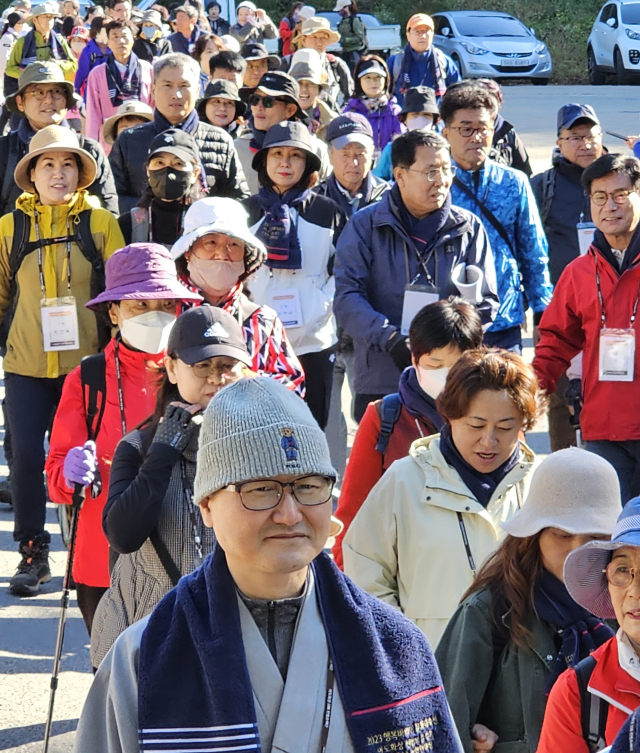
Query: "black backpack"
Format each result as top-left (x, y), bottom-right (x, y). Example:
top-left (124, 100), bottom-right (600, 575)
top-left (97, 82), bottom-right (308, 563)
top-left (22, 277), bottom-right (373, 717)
top-left (575, 655), bottom-right (610, 752)
top-left (3, 208), bottom-right (108, 348)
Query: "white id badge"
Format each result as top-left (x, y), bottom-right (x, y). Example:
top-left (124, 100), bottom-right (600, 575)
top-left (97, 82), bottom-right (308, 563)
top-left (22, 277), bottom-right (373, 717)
top-left (577, 222), bottom-right (596, 256)
top-left (599, 328), bottom-right (636, 381)
top-left (40, 296), bottom-right (79, 352)
top-left (400, 286), bottom-right (439, 336)
top-left (268, 288), bottom-right (303, 329)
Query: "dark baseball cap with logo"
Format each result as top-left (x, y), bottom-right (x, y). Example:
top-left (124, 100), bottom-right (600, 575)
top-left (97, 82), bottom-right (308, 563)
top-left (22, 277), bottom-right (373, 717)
top-left (557, 103), bottom-right (600, 135)
top-left (168, 306), bottom-right (252, 366)
top-left (325, 112), bottom-right (374, 149)
top-left (147, 128), bottom-right (199, 164)
top-left (241, 41), bottom-right (280, 69)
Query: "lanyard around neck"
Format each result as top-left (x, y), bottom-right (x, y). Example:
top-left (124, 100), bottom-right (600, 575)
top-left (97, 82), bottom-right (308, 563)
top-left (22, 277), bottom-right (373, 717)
top-left (595, 255), bottom-right (640, 327)
top-left (113, 337), bottom-right (128, 436)
top-left (34, 214), bottom-right (72, 298)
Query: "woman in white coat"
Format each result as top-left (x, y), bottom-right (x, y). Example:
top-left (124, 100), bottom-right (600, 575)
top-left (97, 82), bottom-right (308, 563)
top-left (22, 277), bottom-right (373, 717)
top-left (243, 120), bottom-right (345, 430)
top-left (343, 348), bottom-right (546, 649)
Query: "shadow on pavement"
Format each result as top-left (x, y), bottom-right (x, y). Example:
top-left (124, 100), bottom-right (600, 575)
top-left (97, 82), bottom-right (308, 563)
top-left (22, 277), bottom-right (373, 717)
top-left (0, 719), bottom-right (78, 751)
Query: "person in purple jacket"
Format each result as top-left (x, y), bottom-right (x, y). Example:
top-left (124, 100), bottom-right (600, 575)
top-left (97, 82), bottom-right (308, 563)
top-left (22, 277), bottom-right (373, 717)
top-left (74, 16), bottom-right (110, 96)
top-left (343, 55), bottom-right (403, 158)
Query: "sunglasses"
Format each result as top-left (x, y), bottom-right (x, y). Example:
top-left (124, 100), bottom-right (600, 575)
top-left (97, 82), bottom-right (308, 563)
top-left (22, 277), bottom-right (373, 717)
top-left (249, 93), bottom-right (289, 108)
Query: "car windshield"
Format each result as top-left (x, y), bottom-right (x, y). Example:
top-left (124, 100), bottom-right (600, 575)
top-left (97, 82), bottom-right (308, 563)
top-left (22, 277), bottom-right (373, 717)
top-left (621, 3), bottom-right (640, 24)
top-left (453, 16), bottom-right (530, 37)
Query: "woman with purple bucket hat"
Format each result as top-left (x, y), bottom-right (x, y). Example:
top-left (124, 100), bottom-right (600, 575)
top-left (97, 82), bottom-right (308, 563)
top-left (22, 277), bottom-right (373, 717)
top-left (45, 242), bottom-right (202, 638)
top-left (538, 497), bottom-right (640, 752)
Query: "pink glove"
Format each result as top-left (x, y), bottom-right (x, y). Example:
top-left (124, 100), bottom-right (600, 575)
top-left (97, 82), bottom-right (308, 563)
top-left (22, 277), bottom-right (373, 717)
top-left (63, 441), bottom-right (97, 490)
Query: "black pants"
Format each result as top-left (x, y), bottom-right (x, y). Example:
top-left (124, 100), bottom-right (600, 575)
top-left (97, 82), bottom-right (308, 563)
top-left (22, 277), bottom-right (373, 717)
top-left (76, 583), bottom-right (108, 638)
top-left (548, 372), bottom-right (576, 452)
top-left (354, 393), bottom-right (385, 424)
top-left (5, 373), bottom-right (66, 544)
top-left (298, 347), bottom-right (336, 430)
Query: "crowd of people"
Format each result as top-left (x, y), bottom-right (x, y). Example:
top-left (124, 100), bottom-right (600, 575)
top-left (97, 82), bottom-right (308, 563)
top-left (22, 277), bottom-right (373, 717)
top-left (4, 0), bottom-right (640, 750)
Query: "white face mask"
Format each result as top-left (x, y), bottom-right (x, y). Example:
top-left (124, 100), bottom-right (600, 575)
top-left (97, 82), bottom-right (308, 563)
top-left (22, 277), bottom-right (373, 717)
top-left (405, 115), bottom-right (433, 132)
top-left (187, 256), bottom-right (245, 298)
top-left (119, 310), bottom-right (176, 354)
top-left (416, 365), bottom-right (449, 400)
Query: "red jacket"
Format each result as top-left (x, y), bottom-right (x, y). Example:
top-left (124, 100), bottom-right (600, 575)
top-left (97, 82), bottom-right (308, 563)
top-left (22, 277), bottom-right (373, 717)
top-left (332, 399), bottom-right (437, 569)
top-left (279, 18), bottom-right (296, 56)
top-left (533, 244), bottom-right (640, 441)
top-left (537, 635), bottom-right (640, 752)
top-left (45, 340), bottom-right (163, 587)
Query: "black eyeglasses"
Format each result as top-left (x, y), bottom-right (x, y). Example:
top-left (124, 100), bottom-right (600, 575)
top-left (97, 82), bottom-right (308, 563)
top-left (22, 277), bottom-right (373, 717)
top-left (249, 93), bottom-right (289, 108)
top-left (225, 475), bottom-right (335, 511)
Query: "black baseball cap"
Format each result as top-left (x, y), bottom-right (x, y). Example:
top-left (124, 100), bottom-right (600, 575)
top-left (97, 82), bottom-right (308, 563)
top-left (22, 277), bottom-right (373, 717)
top-left (400, 86), bottom-right (439, 117)
top-left (325, 112), bottom-right (374, 149)
top-left (254, 71), bottom-right (304, 120)
top-left (557, 104), bottom-right (600, 135)
top-left (168, 306), bottom-right (252, 366)
top-left (147, 128), bottom-right (198, 164)
top-left (197, 79), bottom-right (247, 121)
top-left (241, 41), bottom-right (280, 68)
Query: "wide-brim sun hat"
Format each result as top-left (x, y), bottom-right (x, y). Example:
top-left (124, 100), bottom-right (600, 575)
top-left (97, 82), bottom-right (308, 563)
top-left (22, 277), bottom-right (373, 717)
top-left (196, 79), bottom-right (246, 121)
top-left (171, 197), bottom-right (267, 277)
top-left (501, 447), bottom-right (621, 538)
top-left (26, 1), bottom-right (59, 24)
top-left (14, 124), bottom-right (97, 193)
top-left (564, 496), bottom-right (640, 619)
top-left (86, 243), bottom-right (204, 310)
top-left (252, 119), bottom-right (322, 173)
top-left (6, 60), bottom-right (75, 113)
top-left (102, 100), bottom-right (154, 145)
top-left (298, 16), bottom-right (340, 44)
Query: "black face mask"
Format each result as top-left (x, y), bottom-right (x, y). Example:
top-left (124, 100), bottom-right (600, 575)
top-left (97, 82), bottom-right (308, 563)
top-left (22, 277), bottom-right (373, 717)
top-left (148, 167), bottom-right (193, 201)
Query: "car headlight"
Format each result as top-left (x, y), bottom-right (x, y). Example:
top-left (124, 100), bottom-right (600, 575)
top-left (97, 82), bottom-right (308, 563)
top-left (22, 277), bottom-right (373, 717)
top-left (534, 43), bottom-right (546, 53)
top-left (461, 41), bottom-right (489, 55)
top-left (626, 28), bottom-right (640, 39)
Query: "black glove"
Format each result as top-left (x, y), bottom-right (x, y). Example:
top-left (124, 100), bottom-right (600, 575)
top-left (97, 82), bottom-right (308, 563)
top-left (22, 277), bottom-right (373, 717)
top-left (564, 378), bottom-right (583, 407)
top-left (385, 331), bottom-right (412, 372)
top-left (153, 404), bottom-right (202, 453)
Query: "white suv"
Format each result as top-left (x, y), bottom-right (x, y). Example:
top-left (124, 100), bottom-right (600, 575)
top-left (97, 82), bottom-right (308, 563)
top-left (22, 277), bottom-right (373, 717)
top-left (588, 0), bottom-right (640, 84)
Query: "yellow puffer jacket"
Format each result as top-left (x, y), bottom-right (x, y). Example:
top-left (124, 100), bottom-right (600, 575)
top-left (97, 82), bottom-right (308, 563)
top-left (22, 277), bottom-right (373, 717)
top-left (0, 190), bottom-right (124, 379)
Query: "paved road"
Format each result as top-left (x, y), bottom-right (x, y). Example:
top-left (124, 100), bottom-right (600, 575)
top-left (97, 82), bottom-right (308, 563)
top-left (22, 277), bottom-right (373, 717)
top-left (1, 83), bottom-right (627, 750)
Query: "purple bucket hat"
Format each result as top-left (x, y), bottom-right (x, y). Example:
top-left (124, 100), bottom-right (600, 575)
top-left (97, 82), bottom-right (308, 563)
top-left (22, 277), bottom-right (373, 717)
top-left (564, 496), bottom-right (640, 619)
top-left (86, 243), bottom-right (203, 310)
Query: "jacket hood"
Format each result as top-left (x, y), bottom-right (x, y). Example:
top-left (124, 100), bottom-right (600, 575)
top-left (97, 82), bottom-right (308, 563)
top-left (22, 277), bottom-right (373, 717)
top-left (409, 433), bottom-right (535, 505)
top-left (16, 188), bottom-right (101, 217)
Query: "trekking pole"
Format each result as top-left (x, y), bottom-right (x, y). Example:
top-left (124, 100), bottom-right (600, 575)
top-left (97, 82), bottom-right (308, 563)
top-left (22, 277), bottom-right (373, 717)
top-left (569, 399), bottom-right (583, 449)
top-left (42, 483), bottom-right (85, 753)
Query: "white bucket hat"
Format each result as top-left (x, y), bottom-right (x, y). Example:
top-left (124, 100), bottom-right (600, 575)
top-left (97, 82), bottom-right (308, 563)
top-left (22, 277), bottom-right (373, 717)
top-left (501, 448), bottom-right (621, 538)
top-left (564, 496), bottom-right (640, 619)
top-left (171, 197), bottom-right (266, 272)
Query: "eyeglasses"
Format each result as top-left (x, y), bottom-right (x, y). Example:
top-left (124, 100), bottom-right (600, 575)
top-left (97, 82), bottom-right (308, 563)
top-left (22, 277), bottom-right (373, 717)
top-left (558, 130), bottom-right (602, 146)
top-left (249, 93), bottom-right (289, 108)
top-left (590, 189), bottom-right (635, 206)
top-left (403, 165), bottom-right (456, 182)
top-left (603, 562), bottom-right (640, 588)
top-left (25, 86), bottom-right (67, 101)
top-left (188, 359), bottom-right (242, 379)
top-left (226, 474), bottom-right (335, 511)
top-left (448, 125), bottom-right (494, 138)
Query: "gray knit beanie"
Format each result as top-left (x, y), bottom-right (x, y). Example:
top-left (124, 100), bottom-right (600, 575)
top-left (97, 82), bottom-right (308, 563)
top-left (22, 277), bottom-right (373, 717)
top-left (194, 377), bottom-right (336, 505)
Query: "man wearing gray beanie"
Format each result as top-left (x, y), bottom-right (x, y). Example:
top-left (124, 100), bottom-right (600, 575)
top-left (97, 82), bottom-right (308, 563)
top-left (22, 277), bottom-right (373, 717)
top-left (74, 377), bottom-right (462, 753)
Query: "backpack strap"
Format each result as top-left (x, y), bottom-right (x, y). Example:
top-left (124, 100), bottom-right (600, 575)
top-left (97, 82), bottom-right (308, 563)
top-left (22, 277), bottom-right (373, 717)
top-left (540, 167), bottom-right (556, 227)
top-left (149, 528), bottom-right (181, 587)
top-left (80, 351), bottom-right (107, 442)
top-left (575, 655), bottom-right (609, 752)
top-left (375, 393), bottom-right (402, 454)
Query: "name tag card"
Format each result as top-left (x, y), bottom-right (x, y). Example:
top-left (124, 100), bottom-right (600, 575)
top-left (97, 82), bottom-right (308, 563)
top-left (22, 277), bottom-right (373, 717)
top-left (401, 286), bottom-right (439, 336)
top-left (40, 296), bottom-right (79, 352)
top-left (599, 328), bottom-right (635, 382)
top-left (269, 288), bottom-right (303, 329)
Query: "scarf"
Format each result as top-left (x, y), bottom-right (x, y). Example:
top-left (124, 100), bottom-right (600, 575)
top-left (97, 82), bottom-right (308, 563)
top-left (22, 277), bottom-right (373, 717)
top-left (391, 182), bottom-right (452, 256)
top-left (153, 106), bottom-right (200, 136)
top-left (105, 52), bottom-right (141, 107)
top-left (249, 121), bottom-right (266, 153)
top-left (362, 94), bottom-right (389, 112)
top-left (399, 43), bottom-right (445, 98)
top-left (398, 366), bottom-right (444, 431)
top-left (439, 423), bottom-right (520, 508)
top-left (323, 172), bottom-right (375, 218)
top-left (20, 28), bottom-right (69, 68)
top-left (137, 546), bottom-right (460, 752)
top-left (533, 569), bottom-right (613, 695)
top-left (592, 221), bottom-right (640, 276)
top-left (254, 186), bottom-right (310, 270)
top-left (611, 707), bottom-right (640, 753)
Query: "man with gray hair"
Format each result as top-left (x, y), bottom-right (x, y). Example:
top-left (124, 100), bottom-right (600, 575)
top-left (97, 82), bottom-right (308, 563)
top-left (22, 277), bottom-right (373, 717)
top-left (109, 52), bottom-right (249, 212)
top-left (334, 129), bottom-right (499, 420)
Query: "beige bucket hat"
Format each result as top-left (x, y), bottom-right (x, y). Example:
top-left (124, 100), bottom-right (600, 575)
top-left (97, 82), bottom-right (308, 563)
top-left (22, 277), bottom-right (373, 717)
top-left (14, 125), bottom-right (98, 193)
top-left (26, 1), bottom-right (59, 24)
top-left (298, 16), bottom-right (340, 44)
top-left (102, 100), bottom-right (154, 145)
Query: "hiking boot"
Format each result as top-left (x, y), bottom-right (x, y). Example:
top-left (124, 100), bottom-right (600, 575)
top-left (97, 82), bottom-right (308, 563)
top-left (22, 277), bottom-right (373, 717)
top-left (9, 537), bottom-right (51, 596)
top-left (0, 477), bottom-right (12, 508)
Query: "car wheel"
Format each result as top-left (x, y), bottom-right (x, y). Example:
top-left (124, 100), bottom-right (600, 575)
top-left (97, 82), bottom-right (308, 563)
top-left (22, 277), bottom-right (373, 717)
top-left (588, 46), bottom-right (606, 85)
top-left (531, 78), bottom-right (550, 86)
top-left (616, 48), bottom-right (634, 84)
top-left (451, 53), bottom-right (465, 78)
